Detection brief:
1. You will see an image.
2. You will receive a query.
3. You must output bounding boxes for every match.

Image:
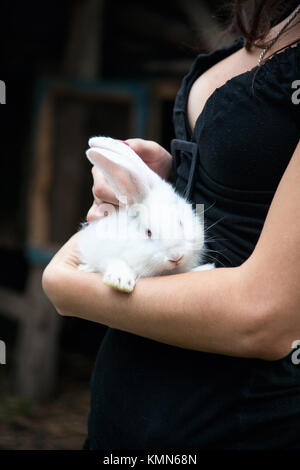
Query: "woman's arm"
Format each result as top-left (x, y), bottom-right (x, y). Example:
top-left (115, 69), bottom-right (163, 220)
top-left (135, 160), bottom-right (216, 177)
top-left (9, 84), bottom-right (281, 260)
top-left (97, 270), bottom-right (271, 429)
top-left (43, 140), bottom-right (300, 362)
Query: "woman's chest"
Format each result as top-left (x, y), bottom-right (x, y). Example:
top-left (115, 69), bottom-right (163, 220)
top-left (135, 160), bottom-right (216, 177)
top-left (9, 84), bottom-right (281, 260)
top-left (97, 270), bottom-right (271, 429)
top-left (187, 46), bottom-right (261, 133)
top-left (184, 49), bottom-right (298, 192)
top-left (195, 85), bottom-right (298, 192)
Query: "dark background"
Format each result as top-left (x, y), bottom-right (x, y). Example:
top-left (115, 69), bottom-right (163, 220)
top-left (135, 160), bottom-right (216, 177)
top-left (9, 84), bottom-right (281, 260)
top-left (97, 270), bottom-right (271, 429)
top-left (0, 0), bottom-right (230, 449)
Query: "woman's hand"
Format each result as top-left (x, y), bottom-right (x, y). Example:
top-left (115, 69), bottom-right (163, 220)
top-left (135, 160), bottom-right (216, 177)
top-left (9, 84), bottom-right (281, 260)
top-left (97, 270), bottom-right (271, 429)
top-left (42, 141), bottom-right (300, 361)
top-left (87, 139), bottom-right (173, 222)
top-left (125, 139), bottom-right (172, 179)
top-left (42, 233), bottom-right (82, 314)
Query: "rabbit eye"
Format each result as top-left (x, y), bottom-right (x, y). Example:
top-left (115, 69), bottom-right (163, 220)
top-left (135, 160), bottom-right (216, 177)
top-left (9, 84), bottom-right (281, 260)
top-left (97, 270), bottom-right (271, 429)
top-left (146, 229), bottom-right (152, 238)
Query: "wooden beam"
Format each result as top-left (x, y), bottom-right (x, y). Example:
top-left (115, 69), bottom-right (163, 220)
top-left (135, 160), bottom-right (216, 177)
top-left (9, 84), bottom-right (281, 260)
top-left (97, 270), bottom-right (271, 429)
top-left (0, 287), bottom-right (25, 320)
top-left (62, 0), bottom-right (105, 79)
top-left (177, 0), bottom-right (234, 51)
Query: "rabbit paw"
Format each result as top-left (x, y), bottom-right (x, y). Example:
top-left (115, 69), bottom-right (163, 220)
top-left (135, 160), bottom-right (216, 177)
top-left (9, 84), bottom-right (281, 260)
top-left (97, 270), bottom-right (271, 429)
top-left (191, 263), bottom-right (215, 272)
top-left (78, 263), bottom-right (94, 272)
top-left (103, 260), bottom-right (136, 293)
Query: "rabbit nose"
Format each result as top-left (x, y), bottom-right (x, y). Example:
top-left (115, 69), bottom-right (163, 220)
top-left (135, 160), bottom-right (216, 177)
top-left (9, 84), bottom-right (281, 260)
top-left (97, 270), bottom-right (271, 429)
top-left (168, 255), bottom-right (183, 264)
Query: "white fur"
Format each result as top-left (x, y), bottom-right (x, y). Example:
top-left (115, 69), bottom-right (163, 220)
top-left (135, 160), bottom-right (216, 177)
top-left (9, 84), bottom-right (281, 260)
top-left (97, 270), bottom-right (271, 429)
top-left (191, 264), bottom-right (215, 272)
top-left (78, 136), bottom-right (214, 292)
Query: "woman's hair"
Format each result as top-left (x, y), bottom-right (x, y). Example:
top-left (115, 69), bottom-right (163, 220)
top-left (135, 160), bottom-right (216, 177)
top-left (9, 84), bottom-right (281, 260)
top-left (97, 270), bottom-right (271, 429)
top-left (228, 0), bottom-right (300, 51)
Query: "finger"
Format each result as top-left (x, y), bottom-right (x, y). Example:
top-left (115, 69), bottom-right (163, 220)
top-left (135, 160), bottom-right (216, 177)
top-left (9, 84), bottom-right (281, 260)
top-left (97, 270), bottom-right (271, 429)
top-left (116, 139), bottom-right (130, 146)
top-left (92, 183), bottom-right (119, 206)
top-left (125, 138), bottom-right (157, 163)
top-left (91, 167), bottom-right (119, 205)
top-left (125, 138), bottom-right (144, 154)
top-left (86, 201), bottom-right (104, 222)
top-left (87, 201), bottom-right (107, 222)
top-left (87, 200), bottom-right (119, 222)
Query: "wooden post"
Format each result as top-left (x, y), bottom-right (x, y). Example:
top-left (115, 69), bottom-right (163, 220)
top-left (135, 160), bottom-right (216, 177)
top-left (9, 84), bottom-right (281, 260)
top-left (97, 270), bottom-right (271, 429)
top-left (11, 0), bottom-right (104, 402)
top-left (62, 0), bottom-right (104, 79)
top-left (13, 266), bottom-right (62, 402)
top-left (176, 0), bottom-right (234, 51)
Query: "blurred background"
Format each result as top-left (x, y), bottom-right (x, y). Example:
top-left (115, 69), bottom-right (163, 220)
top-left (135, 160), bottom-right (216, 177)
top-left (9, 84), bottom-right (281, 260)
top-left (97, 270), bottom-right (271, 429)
top-left (0, 0), bottom-right (232, 449)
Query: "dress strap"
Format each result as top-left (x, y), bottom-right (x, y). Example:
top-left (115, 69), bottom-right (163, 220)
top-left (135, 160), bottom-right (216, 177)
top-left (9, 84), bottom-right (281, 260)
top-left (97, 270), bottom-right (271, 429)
top-left (171, 138), bottom-right (199, 200)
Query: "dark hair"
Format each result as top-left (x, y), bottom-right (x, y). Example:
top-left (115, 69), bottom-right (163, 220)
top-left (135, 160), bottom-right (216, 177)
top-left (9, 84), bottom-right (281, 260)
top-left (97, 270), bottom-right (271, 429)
top-left (229, 0), bottom-right (300, 53)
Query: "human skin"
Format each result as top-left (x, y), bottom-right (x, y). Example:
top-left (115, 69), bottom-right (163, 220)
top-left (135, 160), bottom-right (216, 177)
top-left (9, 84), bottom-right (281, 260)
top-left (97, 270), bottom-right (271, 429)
top-left (42, 139), bottom-right (300, 361)
top-left (86, 139), bottom-right (173, 222)
top-left (43, 13), bottom-right (300, 362)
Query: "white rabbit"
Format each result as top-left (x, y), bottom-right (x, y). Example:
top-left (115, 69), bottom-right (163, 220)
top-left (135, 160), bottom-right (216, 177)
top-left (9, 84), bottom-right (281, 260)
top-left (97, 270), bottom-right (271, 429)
top-left (78, 137), bottom-right (214, 292)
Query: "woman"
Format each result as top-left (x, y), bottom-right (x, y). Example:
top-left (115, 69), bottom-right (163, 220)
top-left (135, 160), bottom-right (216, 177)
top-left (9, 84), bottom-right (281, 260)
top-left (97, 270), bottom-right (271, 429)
top-left (43, 0), bottom-right (300, 450)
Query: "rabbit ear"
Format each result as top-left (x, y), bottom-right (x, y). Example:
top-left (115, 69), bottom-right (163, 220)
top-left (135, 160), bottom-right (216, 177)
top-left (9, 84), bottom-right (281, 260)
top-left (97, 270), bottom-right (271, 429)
top-left (86, 147), bottom-right (157, 204)
top-left (88, 137), bottom-right (155, 174)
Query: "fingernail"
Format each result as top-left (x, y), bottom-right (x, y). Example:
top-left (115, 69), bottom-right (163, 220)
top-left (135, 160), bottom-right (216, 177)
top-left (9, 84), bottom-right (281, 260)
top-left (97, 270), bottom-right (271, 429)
top-left (117, 139), bottom-right (130, 146)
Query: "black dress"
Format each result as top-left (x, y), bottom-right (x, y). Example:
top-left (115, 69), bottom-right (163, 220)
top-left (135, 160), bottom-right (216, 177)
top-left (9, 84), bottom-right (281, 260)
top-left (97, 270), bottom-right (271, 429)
top-left (85, 16), bottom-right (300, 451)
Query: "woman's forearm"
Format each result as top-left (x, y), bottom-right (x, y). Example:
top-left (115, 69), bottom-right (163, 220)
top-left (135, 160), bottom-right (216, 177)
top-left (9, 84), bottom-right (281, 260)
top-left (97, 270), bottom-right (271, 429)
top-left (43, 142), bottom-right (300, 363)
top-left (43, 249), bottom-right (272, 360)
